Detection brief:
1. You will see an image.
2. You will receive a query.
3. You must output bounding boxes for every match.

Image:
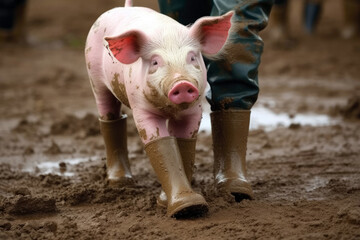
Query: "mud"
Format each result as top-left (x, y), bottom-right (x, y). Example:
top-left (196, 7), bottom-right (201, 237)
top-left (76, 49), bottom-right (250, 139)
top-left (0, 0), bottom-right (359, 239)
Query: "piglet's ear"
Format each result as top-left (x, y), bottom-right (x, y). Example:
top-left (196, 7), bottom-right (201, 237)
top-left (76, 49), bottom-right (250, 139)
top-left (189, 11), bottom-right (233, 57)
top-left (105, 31), bottom-right (147, 64)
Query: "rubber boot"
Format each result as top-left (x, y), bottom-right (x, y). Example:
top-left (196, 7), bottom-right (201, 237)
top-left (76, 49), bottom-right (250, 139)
top-left (145, 137), bottom-right (208, 218)
top-left (157, 138), bottom-right (196, 207)
top-left (99, 115), bottom-right (134, 186)
top-left (211, 110), bottom-right (254, 202)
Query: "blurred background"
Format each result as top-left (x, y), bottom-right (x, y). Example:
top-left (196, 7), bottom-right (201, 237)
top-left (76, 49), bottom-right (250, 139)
top-left (1, 0), bottom-right (359, 46)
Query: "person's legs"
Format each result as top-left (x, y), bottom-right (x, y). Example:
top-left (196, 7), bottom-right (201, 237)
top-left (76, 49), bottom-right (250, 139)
top-left (303, 0), bottom-right (323, 34)
top-left (208, 0), bottom-right (272, 201)
top-left (207, 0), bottom-right (272, 111)
top-left (0, 0), bottom-right (27, 42)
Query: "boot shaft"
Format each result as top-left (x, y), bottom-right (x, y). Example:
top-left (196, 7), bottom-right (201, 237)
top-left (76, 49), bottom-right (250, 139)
top-left (145, 136), bottom-right (208, 217)
top-left (211, 110), bottom-right (250, 171)
top-left (177, 138), bottom-right (196, 183)
top-left (211, 110), bottom-right (254, 200)
top-left (145, 137), bottom-right (189, 194)
top-left (99, 115), bottom-right (132, 181)
top-left (99, 115), bottom-right (128, 159)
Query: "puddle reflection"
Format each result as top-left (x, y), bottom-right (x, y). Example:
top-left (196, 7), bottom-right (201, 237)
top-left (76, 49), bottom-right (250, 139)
top-left (28, 105), bottom-right (337, 177)
top-left (35, 157), bottom-right (95, 177)
top-left (199, 106), bottom-right (337, 132)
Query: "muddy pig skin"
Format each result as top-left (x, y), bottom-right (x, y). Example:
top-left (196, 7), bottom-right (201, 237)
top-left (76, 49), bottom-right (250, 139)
top-left (85, 2), bottom-right (232, 144)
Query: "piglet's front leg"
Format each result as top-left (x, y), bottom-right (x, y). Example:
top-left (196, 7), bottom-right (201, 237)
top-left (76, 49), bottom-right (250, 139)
top-left (167, 107), bottom-right (203, 139)
top-left (132, 108), bottom-right (170, 144)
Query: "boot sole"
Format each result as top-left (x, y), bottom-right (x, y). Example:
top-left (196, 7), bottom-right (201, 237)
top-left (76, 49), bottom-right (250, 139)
top-left (216, 180), bottom-right (254, 201)
top-left (108, 177), bottom-right (135, 187)
top-left (232, 192), bottom-right (252, 202)
top-left (171, 203), bottom-right (209, 219)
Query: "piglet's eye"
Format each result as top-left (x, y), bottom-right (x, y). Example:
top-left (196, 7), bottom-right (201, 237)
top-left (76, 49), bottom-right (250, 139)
top-left (149, 55), bottom-right (162, 74)
top-left (187, 52), bottom-right (199, 65)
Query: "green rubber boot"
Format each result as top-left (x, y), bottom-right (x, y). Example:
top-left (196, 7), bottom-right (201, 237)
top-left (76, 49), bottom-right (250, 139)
top-left (211, 110), bottom-right (254, 202)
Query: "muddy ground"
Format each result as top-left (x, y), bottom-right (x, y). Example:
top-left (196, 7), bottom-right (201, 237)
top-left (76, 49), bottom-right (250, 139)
top-left (0, 0), bottom-right (359, 239)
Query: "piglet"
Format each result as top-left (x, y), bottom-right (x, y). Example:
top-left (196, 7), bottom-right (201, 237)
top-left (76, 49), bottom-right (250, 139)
top-left (85, 0), bottom-right (232, 218)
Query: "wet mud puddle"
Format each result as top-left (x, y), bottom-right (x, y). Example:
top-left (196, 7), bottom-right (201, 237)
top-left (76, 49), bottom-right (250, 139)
top-left (199, 105), bottom-right (338, 132)
top-left (22, 102), bottom-right (337, 177)
top-left (23, 157), bottom-right (101, 177)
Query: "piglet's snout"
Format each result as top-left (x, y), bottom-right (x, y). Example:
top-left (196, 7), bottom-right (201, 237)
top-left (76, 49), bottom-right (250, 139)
top-left (168, 81), bottom-right (199, 105)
